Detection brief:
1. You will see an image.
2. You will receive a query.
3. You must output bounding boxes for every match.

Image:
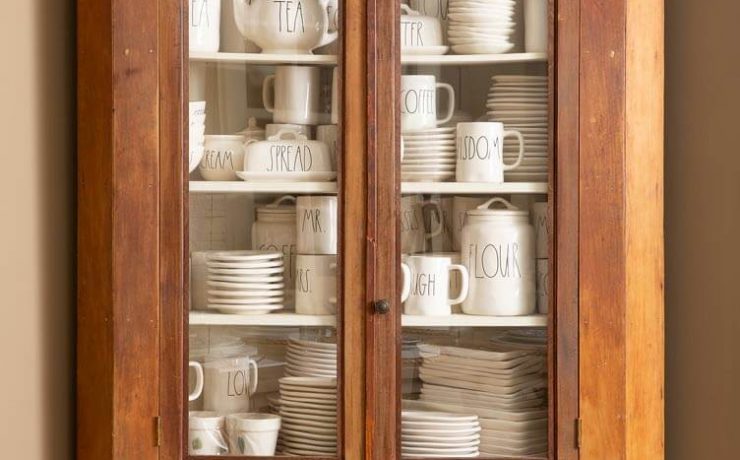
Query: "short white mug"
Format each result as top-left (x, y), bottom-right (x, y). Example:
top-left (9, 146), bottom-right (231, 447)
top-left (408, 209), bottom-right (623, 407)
top-left (189, 0), bottom-right (221, 52)
top-left (200, 134), bottom-right (246, 181)
top-left (316, 124), bottom-right (339, 170)
top-left (203, 356), bottom-right (259, 413)
top-left (401, 254), bottom-right (470, 316)
top-left (401, 75), bottom-right (455, 132)
top-left (456, 122), bottom-right (524, 183)
top-left (189, 412), bottom-right (228, 455)
top-left (263, 66), bottom-right (321, 125)
top-left (401, 195), bottom-right (443, 254)
top-left (400, 5), bottom-right (444, 49)
top-left (451, 196), bottom-right (489, 251)
top-left (297, 196), bottom-right (338, 254)
top-left (295, 254), bottom-right (337, 315)
top-left (189, 361), bottom-right (204, 401)
top-left (229, 413), bottom-right (281, 456)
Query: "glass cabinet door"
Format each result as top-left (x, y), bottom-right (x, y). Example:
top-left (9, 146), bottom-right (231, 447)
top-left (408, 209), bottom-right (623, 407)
top-left (395, 0), bottom-right (551, 458)
top-left (186, 0), bottom-right (344, 456)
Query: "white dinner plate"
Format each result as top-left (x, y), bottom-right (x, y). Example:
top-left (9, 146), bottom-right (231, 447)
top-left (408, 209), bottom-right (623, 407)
top-left (207, 296), bottom-right (283, 305)
top-left (402, 172), bottom-right (455, 181)
top-left (402, 433), bottom-right (480, 443)
top-left (207, 274), bottom-right (284, 283)
top-left (451, 43), bottom-right (514, 54)
top-left (236, 171), bottom-right (337, 182)
top-left (205, 250), bottom-right (283, 261)
top-left (402, 411), bottom-right (479, 423)
top-left (208, 266), bottom-right (285, 276)
top-left (207, 281), bottom-right (285, 290)
top-left (280, 390), bottom-right (337, 400)
top-left (279, 407), bottom-right (337, 418)
top-left (280, 383), bottom-right (337, 394)
top-left (403, 439), bottom-right (480, 448)
top-left (402, 45), bottom-right (450, 55)
top-left (208, 289), bottom-right (284, 297)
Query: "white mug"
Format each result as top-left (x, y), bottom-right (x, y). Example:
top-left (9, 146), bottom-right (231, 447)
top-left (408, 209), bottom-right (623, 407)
top-left (401, 254), bottom-right (469, 316)
top-left (316, 124), bottom-right (338, 170)
top-left (189, 412), bottom-right (228, 455)
top-left (228, 413), bottom-right (281, 456)
top-left (451, 196), bottom-right (489, 251)
top-left (295, 255), bottom-right (337, 315)
top-left (297, 196), bottom-right (338, 254)
top-left (200, 134), bottom-right (246, 181)
top-left (190, 0), bottom-right (221, 52)
top-left (203, 356), bottom-right (259, 413)
top-left (400, 5), bottom-right (444, 49)
top-left (401, 75), bottom-right (455, 132)
top-left (265, 123), bottom-right (314, 139)
top-left (531, 201), bottom-right (549, 259)
top-left (536, 258), bottom-right (549, 314)
top-left (456, 122), bottom-right (524, 183)
top-left (189, 361), bottom-right (204, 401)
top-left (401, 195), bottom-right (443, 254)
top-left (263, 66), bottom-right (321, 124)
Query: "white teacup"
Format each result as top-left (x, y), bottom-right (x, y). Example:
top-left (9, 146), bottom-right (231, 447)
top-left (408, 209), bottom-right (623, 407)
top-left (189, 412), bottom-right (228, 455)
top-left (401, 75), bottom-right (455, 132)
top-left (263, 65), bottom-right (321, 124)
top-left (228, 413), bottom-right (281, 456)
top-left (297, 196), bottom-right (338, 254)
top-left (200, 135), bottom-right (246, 181)
top-left (401, 195), bottom-right (443, 254)
top-left (456, 122), bottom-right (524, 183)
top-left (400, 5), bottom-right (444, 49)
top-left (189, 0), bottom-right (220, 52)
top-left (316, 125), bottom-right (338, 170)
top-left (244, 130), bottom-right (333, 174)
top-left (202, 356), bottom-right (259, 413)
top-left (401, 254), bottom-right (470, 316)
top-left (188, 361), bottom-right (204, 401)
top-left (451, 196), bottom-right (489, 251)
top-left (295, 254), bottom-right (337, 315)
top-left (265, 123), bottom-right (314, 139)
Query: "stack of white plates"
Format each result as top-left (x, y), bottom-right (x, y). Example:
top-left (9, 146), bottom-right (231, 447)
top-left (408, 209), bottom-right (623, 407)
top-left (447, 0), bottom-right (516, 54)
top-left (487, 75), bottom-right (549, 182)
top-left (189, 101), bottom-right (206, 173)
top-left (402, 410), bottom-right (481, 458)
top-left (277, 377), bottom-right (337, 456)
top-left (285, 338), bottom-right (337, 378)
top-left (407, 342), bottom-right (548, 457)
top-left (401, 127), bottom-right (456, 182)
top-left (206, 250), bottom-right (285, 315)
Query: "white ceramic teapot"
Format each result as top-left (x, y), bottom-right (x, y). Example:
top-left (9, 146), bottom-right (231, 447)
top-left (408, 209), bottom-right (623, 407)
top-left (233, 0), bottom-right (338, 54)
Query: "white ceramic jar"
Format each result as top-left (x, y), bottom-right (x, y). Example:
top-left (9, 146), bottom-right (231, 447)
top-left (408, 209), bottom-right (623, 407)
top-left (460, 197), bottom-right (536, 316)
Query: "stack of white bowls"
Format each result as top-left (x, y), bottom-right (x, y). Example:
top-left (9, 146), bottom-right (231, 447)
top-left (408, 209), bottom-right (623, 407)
top-left (285, 338), bottom-right (337, 378)
top-left (401, 127), bottom-right (456, 182)
top-left (447, 0), bottom-right (516, 54)
top-left (189, 101), bottom-right (206, 173)
top-left (487, 75), bottom-right (549, 182)
top-left (407, 342), bottom-right (548, 457)
top-left (206, 250), bottom-right (286, 315)
top-left (402, 410), bottom-right (481, 458)
top-left (277, 377), bottom-right (337, 456)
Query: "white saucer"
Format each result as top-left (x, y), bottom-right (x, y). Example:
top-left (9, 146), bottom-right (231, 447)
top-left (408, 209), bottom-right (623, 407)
top-left (208, 274), bottom-right (284, 283)
top-left (207, 296), bottom-right (283, 305)
top-left (236, 171), bottom-right (337, 182)
top-left (208, 289), bottom-right (284, 297)
top-left (205, 250), bottom-right (283, 261)
top-left (207, 281), bottom-right (285, 290)
top-left (208, 266), bottom-right (285, 275)
top-left (402, 171), bottom-right (455, 181)
top-left (210, 304), bottom-right (283, 315)
top-left (402, 45), bottom-right (449, 55)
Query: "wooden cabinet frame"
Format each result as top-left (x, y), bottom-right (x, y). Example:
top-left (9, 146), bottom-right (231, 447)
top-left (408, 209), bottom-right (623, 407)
top-left (77, 0), bottom-right (664, 458)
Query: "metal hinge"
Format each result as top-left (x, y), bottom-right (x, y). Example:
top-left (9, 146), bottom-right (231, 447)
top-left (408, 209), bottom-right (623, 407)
top-left (575, 418), bottom-right (582, 449)
top-left (155, 416), bottom-right (162, 447)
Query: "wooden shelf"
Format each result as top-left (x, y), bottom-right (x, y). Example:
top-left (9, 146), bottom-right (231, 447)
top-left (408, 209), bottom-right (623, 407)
top-left (189, 312), bottom-right (546, 328)
top-left (402, 52), bottom-right (547, 66)
top-left (189, 52), bottom-right (337, 65)
top-left (189, 181), bottom-right (337, 194)
top-left (189, 312), bottom-right (336, 327)
top-left (189, 181), bottom-right (547, 195)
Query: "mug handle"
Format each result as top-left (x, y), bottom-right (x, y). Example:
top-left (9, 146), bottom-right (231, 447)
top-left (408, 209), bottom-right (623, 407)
top-left (502, 130), bottom-right (525, 171)
top-left (316, 0), bottom-right (339, 48)
top-left (188, 361), bottom-right (204, 402)
top-left (248, 359), bottom-right (259, 395)
top-left (447, 264), bottom-right (470, 305)
top-left (435, 82), bottom-right (456, 126)
top-left (400, 263), bottom-right (411, 302)
top-left (422, 200), bottom-right (444, 239)
top-left (262, 75), bottom-right (275, 114)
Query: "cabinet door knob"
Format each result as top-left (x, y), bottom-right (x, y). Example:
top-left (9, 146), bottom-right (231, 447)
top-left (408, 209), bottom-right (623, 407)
top-left (373, 299), bottom-right (391, 314)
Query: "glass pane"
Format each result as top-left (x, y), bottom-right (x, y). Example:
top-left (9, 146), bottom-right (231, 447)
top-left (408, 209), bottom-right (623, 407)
top-left (399, 0), bottom-right (550, 458)
top-left (187, 0), bottom-right (342, 456)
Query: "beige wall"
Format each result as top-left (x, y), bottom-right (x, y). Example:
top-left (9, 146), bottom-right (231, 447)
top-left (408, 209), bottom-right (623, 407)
top-left (0, 1), bottom-right (75, 459)
top-left (0, 1), bottom-right (737, 459)
top-left (665, 0), bottom-right (740, 458)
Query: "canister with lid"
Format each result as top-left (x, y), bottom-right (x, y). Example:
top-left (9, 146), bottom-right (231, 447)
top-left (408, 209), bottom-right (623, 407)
top-left (460, 197), bottom-right (536, 316)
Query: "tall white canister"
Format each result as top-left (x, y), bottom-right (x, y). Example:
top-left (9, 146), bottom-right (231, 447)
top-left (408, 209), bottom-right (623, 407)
top-left (460, 197), bottom-right (536, 316)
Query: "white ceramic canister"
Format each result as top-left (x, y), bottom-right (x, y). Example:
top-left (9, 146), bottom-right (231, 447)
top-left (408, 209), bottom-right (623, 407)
top-left (190, 0), bottom-right (221, 52)
top-left (460, 197), bottom-right (536, 316)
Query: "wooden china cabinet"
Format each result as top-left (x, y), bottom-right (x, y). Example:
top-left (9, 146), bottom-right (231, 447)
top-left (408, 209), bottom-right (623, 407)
top-left (77, 0), bottom-right (664, 459)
